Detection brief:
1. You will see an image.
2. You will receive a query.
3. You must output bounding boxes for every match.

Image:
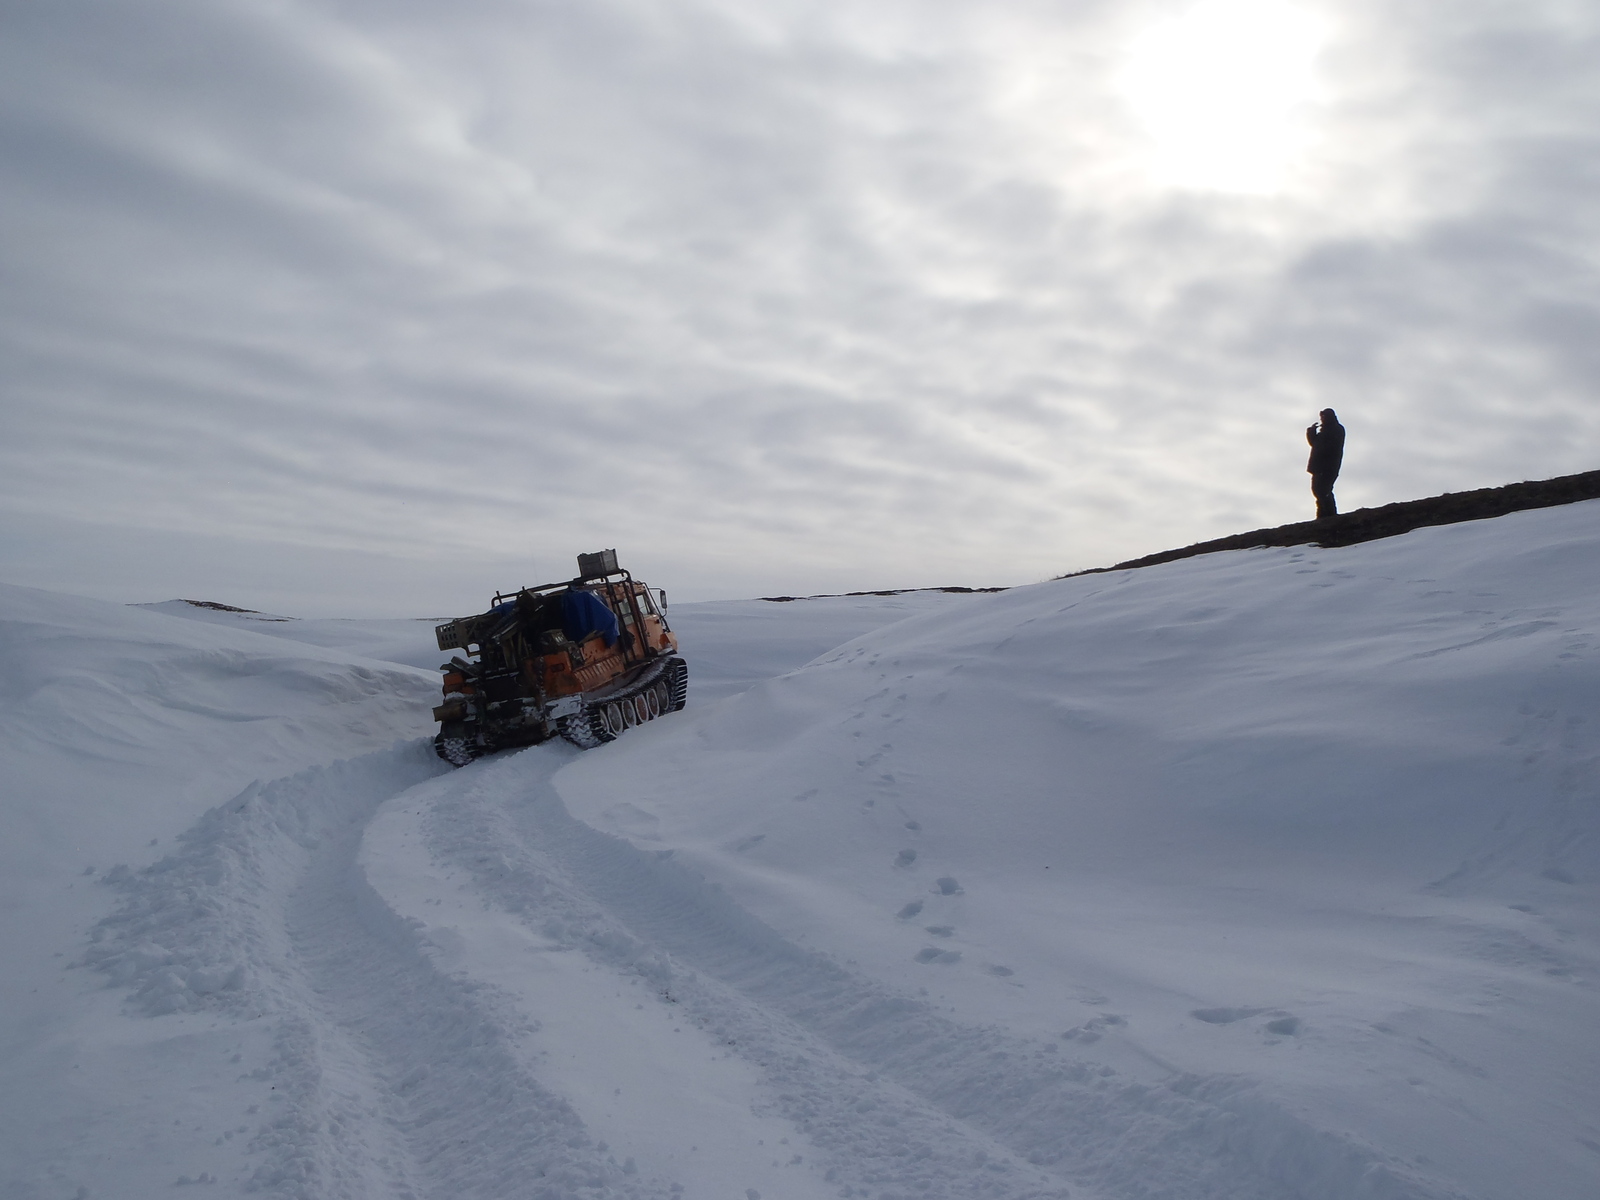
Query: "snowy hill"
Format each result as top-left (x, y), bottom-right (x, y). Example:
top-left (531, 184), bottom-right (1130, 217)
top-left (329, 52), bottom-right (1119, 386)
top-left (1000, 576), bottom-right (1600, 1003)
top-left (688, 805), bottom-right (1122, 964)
top-left (2, 503), bottom-right (1598, 1200)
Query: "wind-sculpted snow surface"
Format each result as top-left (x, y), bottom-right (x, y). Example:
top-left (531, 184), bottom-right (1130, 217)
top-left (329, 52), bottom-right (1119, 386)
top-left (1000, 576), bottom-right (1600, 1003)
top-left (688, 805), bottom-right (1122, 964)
top-left (73, 743), bottom-right (693, 1199)
top-left (557, 501), bottom-right (1600, 1200)
top-left (376, 753), bottom-right (1458, 1200)
top-left (0, 585), bottom-right (441, 1198)
top-left (3, 503), bottom-right (1599, 1199)
top-left (84, 749), bottom-right (447, 1017)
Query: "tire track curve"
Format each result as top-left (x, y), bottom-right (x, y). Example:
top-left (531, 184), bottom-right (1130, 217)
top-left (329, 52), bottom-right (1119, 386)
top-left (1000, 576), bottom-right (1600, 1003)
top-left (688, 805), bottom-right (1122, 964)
top-left (419, 746), bottom-right (1468, 1200)
top-left (85, 741), bottom-right (677, 1199)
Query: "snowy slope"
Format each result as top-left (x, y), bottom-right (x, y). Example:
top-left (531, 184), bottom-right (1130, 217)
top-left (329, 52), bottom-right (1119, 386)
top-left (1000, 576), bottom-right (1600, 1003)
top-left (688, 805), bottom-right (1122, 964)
top-left (133, 601), bottom-right (460, 672)
top-left (0, 584), bottom-right (443, 1198)
top-left (2, 504), bottom-right (1597, 1200)
top-left (555, 502), bottom-right (1600, 1200)
top-left (132, 591), bottom-right (969, 690)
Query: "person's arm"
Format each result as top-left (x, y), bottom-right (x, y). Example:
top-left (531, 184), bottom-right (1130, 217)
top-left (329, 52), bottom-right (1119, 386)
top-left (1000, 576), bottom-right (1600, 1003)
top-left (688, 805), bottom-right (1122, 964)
top-left (1307, 424), bottom-right (1318, 447)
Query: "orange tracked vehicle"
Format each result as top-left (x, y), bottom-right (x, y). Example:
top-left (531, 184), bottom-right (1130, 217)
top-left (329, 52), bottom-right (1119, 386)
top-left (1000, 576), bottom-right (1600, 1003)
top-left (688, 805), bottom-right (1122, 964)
top-left (431, 550), bottom-right (687, 765)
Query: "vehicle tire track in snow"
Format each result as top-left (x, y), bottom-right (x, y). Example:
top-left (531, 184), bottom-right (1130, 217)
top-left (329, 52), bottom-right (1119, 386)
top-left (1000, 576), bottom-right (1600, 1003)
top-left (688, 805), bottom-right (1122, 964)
top-left (85, 742), bottom-right (675, 1200)
top-left (418, 752), bottom-right (1074, 1200)
top-left (83, 737), bottom-right (1464, 1200)
top-left (282, 780), bottom-right (675, 1200)
top-left (424, 748), bottom-right (1467, 1200)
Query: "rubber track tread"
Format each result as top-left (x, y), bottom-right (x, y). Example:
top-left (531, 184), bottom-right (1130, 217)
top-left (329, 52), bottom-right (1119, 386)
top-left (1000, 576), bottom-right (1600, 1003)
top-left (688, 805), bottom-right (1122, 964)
top-left (665, 657), bottom-right (688, 712)
top-left (558, 656), bottom-right (688, 750)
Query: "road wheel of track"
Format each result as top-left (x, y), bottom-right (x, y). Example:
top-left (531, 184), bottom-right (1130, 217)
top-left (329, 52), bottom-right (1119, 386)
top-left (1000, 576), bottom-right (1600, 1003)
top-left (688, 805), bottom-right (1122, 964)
top-left (604, 702), bottom-right (626, 736)
top-left (621, 697), bottom-right (639, 728)
top-left (644, 687), bottom-right (661, 719)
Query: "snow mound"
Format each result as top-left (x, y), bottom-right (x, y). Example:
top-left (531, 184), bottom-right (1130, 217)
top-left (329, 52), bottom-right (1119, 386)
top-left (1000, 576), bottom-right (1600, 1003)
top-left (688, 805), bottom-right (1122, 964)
top-left (0, 583), bottom-right (441, 1198)
top-left (556, 500), bottom-right (1600, 1200)
top-left (136, 596), bottom-right (455, 670)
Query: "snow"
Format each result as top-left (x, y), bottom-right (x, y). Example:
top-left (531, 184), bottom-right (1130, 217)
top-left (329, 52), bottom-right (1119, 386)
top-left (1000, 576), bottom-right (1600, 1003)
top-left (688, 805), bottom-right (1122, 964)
top-left (2, 504), bottom-right (1598, 1199)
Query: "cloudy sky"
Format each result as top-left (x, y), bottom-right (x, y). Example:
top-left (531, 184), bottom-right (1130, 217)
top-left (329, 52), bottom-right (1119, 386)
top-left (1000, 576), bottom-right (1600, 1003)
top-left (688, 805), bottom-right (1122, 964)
top-left (2, 0), bottom-right (1596, 614)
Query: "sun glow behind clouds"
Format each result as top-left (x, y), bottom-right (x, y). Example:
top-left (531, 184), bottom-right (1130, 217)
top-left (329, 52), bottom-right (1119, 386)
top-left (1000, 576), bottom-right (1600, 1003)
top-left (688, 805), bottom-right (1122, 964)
top-left (1119, 0), bottom-right (1327, 194)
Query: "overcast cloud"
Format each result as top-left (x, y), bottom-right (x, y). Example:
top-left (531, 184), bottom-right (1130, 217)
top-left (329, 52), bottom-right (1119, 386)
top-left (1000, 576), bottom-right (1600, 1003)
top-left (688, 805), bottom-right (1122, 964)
top-left (2, 0), bottom-right (1597, 614)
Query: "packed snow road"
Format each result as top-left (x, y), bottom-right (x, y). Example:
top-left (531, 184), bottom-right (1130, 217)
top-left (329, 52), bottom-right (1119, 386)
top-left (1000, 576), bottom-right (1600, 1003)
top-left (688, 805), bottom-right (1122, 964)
top-left (3, 502), bottom-right (1599, 1200)
top-left (70, 738), bottom-right (1337, 1200)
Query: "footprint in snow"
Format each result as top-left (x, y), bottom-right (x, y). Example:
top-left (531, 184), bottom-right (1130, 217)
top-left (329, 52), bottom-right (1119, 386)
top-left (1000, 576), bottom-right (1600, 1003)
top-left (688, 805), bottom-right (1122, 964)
top-left (896, 901), bottom-right (924, 920)
top-left (895, 849), bottom-right (917, 867)
top-left (924, 925), bottom-right (954, 937)
top-left (1264, 1016), bottom-right (1301, 1036)
top-left (1190, 1006), bottom-right (1267, 1025)
top-left (1063, 1014), bottom-right (1125, 1041)
top-left (933, 876), bottom-right (963, 895)
top-left (915, 947), bottom-right (962, 964)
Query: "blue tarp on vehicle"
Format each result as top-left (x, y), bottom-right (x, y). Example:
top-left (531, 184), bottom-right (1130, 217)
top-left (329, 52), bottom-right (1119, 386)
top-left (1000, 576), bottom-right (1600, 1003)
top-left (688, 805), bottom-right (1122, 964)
top-left (562, 589), bottom-right (619, 647)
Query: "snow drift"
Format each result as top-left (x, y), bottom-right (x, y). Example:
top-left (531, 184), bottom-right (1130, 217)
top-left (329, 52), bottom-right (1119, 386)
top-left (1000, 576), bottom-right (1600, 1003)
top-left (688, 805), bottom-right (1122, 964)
top-left (1, 502), bottom-right (1597, 1200)
top-left (559, 501), bottom-right (1600, 1199)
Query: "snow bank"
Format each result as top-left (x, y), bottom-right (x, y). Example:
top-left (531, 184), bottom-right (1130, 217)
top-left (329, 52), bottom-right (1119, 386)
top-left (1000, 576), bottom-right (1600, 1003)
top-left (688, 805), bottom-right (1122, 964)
top-left (0, 583), bottom-right (439, 1198)
top-left (556, 501), bottom-right (1600, 1200)
top-left (663, 592), bottom-right (984, 703)
top-left (135, 599), bottom-right (455, 671)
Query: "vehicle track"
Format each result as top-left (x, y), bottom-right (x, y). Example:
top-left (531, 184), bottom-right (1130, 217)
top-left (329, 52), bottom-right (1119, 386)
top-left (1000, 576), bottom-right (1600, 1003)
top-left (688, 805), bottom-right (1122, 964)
top-left (86, 743), bottom-right (674, 1199)
top-left (87, 740), bottom-right (1459, 1200)
top-left (415, 751), bottom-right (1076, 1200)
top-left (281, 778), bottom-right (673, 1200)
top-left (413, 748), bottom-right (1456, 1200)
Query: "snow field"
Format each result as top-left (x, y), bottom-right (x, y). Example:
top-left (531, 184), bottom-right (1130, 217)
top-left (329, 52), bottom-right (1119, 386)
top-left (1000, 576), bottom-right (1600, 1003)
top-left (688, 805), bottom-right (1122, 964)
top-left (0, 584), bottom-right (442, 1199)
top-left (556, 501), bottom-right (1600, 1199)
top-left (0, 583), bottom-right (987, 1199)
top-left (2, 501), bottom-right (1598, 1199)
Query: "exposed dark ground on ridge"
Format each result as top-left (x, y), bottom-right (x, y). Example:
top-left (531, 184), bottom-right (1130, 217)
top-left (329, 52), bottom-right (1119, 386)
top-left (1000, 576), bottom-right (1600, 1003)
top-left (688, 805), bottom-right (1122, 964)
top-left (761, 468), bottom-right (1600, 602)
top-left (1070, 468), bottom-right (1600, 578)
top-left (758, 585), bottom-right (1009, 601)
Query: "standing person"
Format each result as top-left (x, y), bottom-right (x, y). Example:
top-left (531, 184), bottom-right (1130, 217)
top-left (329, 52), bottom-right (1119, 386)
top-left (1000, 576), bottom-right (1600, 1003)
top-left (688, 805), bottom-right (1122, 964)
top-left (1306, 408), bottom-right (1345, 519)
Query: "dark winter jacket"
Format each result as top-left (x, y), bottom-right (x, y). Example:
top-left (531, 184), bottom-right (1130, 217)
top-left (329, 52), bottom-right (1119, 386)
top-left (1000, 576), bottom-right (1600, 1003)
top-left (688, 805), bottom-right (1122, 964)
top-left (1306, 418), bottom-right (1345, 476)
